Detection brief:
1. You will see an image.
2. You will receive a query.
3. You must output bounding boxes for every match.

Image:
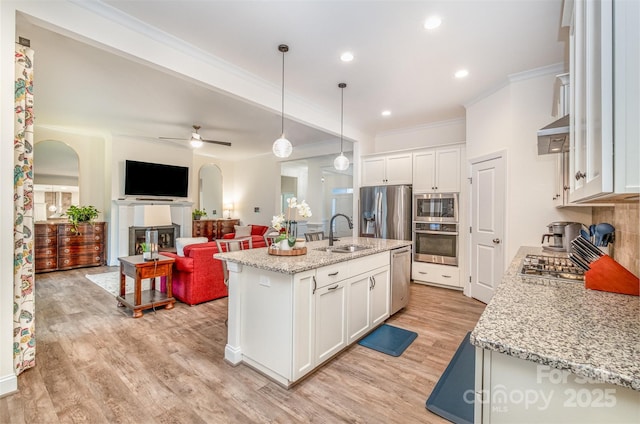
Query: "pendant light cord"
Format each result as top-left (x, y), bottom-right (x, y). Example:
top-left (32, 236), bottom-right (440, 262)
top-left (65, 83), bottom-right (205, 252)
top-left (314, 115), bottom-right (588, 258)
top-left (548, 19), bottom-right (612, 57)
top-left (281, 47), bottom-right (285, 136)
top-left (340, 85), bottom-right (344, 153)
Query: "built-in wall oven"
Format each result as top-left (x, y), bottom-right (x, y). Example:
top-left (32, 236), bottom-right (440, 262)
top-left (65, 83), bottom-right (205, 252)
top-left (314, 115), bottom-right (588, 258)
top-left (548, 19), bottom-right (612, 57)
top-left (413, 193), bottom-right (458, 222)
top-left (413, 222), bottom-right (459, 265)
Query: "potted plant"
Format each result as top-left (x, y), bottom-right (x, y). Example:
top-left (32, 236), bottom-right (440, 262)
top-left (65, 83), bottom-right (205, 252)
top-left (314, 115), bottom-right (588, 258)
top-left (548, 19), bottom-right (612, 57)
top-left (192, 208), bottom-right (207, 220)
top-left (64, 205), bottom-right (100, 233)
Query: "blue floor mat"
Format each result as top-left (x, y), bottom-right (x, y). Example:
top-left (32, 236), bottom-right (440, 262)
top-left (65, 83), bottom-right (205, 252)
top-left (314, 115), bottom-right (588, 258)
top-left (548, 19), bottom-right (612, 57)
top-left (425, 331), bottom-right (474, 424)
top-left (357, 324), bottom-right (417, 357)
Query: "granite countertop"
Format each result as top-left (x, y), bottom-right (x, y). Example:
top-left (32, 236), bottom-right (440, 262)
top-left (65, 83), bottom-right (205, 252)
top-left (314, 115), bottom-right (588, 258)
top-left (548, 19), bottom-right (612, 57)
top-left (471, 246), bottom-right (640, 391)
top-left (214, 237), bottom-right (411, 274)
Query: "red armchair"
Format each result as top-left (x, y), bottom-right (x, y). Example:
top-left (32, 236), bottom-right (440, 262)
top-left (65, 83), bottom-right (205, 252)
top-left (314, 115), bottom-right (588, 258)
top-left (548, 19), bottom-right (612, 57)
top-left (222, 224), bottom-right (270, 248)
top-left (161, 242), bottom-right (227, 305)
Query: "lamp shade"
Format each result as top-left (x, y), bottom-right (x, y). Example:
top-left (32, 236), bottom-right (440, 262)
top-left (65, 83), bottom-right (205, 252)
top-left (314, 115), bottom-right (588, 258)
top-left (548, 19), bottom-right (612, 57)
top-left (134, 205), bottom-right (172, 227)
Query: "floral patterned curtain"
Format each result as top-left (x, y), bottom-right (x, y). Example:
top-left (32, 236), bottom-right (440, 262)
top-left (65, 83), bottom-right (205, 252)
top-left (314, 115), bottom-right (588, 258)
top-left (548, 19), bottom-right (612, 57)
top-left (14, 43), bottom-right (36, 374)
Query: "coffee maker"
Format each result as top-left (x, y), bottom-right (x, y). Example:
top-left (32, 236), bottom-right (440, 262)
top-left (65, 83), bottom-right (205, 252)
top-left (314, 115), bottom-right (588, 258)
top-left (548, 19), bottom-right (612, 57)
top-left (541, 222), bottom-right (582, 252)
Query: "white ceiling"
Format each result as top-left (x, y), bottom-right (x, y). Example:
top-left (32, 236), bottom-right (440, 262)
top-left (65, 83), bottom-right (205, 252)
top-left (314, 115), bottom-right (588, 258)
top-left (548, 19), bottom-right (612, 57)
top-left (16, 0), bottom-right (568, 161)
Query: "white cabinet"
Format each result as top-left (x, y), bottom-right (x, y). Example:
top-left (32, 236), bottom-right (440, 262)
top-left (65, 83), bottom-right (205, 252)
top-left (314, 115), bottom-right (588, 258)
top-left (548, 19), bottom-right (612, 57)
top-left (475, 348), bottom-right (640, 423)
top-left (569, 0), bottom-right (639, 202)
top-left (362, 153), bottom-right (412, 186)
top-left (412, 261), bottom-right (461, 288)
top-left (292, 271), bottom-right (316, 380)
top-left (413, 147), bottom-right (460, 192)
top-left (315, 278), bottom-right (347, 364)
top-left (346, 263), bottom-right (390, 344)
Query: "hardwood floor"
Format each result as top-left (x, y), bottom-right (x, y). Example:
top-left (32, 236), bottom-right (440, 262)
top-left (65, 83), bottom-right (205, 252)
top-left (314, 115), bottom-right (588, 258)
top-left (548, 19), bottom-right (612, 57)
top-left (1, 266), bottom-right (485, 423)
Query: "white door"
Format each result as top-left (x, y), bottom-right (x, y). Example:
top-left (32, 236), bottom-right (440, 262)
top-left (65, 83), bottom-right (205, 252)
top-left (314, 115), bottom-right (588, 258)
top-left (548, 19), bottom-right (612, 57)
top-left (470, 155), bottom-right (505, 304)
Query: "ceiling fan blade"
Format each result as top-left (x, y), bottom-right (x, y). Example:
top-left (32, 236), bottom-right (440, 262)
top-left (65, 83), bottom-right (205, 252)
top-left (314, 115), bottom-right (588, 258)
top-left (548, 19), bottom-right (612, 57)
top-left (202, 139), bottom-right (232, 147)
top-left (158, 136), bottom-right (186, 141)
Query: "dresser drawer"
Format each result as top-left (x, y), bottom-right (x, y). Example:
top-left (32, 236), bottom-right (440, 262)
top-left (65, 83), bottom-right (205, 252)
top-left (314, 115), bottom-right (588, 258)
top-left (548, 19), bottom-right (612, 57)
top-left (58, 233), bottom-right (104, 247)
top-left (35, 223), bottom-right (57, 237)
top-left (58, 252), bottom-right (104, 269)
top-left (58, 244), bottom-right (103, 257)
top-left (35, 257), bottom-right (59, 272)
top-left (35, 236), bottom-right (57, 249)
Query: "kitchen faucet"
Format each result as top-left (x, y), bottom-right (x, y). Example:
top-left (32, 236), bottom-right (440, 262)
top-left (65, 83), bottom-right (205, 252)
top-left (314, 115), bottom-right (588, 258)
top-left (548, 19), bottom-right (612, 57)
top-left (328, 213), bottom-right (353, 246)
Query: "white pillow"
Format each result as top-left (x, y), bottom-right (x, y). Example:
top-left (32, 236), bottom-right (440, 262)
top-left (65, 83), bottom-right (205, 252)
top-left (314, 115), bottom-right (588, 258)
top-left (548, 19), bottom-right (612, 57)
top-left (175, 237), bottom-right (208, 257)
top-left (234, 225), bottom-right (252, 238)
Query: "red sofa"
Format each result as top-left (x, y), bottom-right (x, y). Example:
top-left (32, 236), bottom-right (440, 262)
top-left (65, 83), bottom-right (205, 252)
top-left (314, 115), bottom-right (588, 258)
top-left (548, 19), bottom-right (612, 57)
top-left (222, 224), bottom-right (270, 248)
top-left (160, 225), bottom-right (270, 305)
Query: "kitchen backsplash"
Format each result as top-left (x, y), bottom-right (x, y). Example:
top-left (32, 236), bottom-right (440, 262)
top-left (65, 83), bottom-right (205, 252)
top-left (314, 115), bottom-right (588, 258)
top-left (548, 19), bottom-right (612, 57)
top-left (592, 203), bottom-right (639, 277)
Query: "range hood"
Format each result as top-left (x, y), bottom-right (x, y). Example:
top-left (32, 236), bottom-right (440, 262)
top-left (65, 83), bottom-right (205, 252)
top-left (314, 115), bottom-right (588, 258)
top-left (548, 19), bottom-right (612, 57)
top-left (537, 115), bottom-right (570, 155)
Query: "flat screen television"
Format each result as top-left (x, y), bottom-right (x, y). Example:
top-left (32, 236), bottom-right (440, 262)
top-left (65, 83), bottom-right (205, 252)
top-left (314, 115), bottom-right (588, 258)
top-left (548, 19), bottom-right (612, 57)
top-left (124, 160), bottom-right (189, 198)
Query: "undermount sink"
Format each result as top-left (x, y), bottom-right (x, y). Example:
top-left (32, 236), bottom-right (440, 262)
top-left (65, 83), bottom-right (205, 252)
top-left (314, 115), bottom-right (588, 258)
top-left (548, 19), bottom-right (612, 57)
top-left (315, 244), bottom-right (372, 253)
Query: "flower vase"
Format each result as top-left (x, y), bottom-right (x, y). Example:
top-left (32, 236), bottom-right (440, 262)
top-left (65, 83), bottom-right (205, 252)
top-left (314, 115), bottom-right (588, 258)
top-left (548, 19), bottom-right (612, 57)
top-left (280, 239), bottom-right (291, 250)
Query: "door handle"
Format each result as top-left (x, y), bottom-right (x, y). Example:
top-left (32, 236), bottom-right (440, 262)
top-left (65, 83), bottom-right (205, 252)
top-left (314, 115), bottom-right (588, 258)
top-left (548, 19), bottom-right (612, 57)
top-left (575, 171), bottom-right (586, 180)
top-left (312, 276), bottom-right (317, 294)
top-left (492, 238), bottom-right (501, 244)
top-left (328, 271), bottom-right (339, 277)
top-left (327, 284), bottom-right (339, 291)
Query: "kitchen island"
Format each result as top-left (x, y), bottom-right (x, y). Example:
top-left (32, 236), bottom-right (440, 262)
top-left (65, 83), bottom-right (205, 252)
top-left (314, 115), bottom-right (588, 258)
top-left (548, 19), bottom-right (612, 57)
top-left (471, 246), bottom-right (639, 423)
top-left (215, 237), bottom-right (411, 387)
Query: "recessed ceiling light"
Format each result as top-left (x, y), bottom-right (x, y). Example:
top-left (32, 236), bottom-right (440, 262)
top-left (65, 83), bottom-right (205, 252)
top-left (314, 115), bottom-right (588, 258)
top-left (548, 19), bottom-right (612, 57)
top-left (424, 15), bottom-right (442, 30)
top-left (340, 52), bottom-right (354, 62)
top-left (455, 69), bottom-right (469, 79)
top-left (381, 110), bottom-right (391, 117)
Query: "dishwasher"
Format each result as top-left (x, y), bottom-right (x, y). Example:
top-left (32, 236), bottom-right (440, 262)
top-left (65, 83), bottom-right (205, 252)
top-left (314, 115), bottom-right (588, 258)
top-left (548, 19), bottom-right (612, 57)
top-left (390, 246), bottom-right (411, 315)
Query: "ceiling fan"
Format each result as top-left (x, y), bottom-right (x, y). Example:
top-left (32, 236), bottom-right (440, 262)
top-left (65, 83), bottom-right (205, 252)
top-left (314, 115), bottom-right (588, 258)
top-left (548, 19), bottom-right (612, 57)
top-left (159, 125), bottom-right (231, 148)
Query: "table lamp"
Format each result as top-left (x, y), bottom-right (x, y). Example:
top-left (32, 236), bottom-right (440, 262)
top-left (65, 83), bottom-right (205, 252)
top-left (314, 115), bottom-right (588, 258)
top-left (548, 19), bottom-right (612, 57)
top-left (134, 205), bottom-right (172, 261)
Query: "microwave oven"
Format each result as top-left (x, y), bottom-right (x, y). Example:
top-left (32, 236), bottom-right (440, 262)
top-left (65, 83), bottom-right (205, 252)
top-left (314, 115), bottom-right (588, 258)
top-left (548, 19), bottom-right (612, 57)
top-left (413, 193), bottom-right (458, 223)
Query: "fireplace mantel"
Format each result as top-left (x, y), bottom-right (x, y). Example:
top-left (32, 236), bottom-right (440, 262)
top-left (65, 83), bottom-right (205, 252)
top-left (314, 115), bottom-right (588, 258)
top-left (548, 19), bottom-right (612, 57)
top-left (109, 199), bottom-right (193, 266)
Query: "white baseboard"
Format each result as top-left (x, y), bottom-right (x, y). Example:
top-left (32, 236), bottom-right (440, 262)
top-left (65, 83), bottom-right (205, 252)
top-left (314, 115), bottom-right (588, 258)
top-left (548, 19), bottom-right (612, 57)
top-left (0, 372), bottom-right (18, 398)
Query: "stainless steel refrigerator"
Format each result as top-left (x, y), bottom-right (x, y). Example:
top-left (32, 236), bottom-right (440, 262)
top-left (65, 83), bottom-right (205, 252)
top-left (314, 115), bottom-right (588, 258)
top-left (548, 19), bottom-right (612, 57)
top-left (360, 184), bottom-right (412, 315)
top-left (359, 184), bottom-right (412, 240)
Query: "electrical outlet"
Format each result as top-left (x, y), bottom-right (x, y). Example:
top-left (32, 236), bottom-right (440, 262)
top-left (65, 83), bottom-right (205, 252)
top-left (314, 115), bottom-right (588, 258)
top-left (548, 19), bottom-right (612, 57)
top-left (254, 207), bottom-right (260, 213)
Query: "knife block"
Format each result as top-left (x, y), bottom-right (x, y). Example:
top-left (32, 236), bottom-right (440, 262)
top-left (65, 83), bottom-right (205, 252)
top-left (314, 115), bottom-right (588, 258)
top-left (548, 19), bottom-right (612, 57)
top-left (585, 255), bottom-right (639, 296)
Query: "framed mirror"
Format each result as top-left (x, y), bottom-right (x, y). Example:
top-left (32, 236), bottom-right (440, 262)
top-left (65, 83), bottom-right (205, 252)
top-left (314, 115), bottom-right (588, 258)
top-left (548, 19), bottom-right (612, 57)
top-left (199, 164), bottom-right (223, 219)
top-left (33, 140), bottom-right (79, 221)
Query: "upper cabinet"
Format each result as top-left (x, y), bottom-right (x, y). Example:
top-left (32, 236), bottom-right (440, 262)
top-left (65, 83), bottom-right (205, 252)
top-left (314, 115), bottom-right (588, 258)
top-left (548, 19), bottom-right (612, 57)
top-left (413, 147), bottom-right (460, 193)
top-left (569, 0), bottom-right (639, 202)
top-left (361, 153), bottom-right (412, 186)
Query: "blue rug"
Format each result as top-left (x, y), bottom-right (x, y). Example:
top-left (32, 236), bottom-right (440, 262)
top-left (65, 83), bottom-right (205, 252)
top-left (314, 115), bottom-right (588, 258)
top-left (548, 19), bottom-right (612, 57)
top-left (425, 331), bottom-right (474, 424)
top-left (357, 324), bottom-right (417, 357)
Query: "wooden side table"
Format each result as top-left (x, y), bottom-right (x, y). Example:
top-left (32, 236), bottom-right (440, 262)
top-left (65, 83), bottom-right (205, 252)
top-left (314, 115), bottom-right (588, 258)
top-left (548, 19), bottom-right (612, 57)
top-left (117, 254), bottom-right (176, 318)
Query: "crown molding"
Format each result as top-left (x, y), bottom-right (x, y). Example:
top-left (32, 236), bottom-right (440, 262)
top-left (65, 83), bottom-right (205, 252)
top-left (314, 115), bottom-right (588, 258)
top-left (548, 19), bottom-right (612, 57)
top-left (377, 117), bottom-right (465, 138)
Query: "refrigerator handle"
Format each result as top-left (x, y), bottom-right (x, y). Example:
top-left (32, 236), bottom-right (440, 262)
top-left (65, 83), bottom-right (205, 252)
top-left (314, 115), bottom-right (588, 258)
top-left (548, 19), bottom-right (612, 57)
top-left (375, 191), bottom-right (382, 238)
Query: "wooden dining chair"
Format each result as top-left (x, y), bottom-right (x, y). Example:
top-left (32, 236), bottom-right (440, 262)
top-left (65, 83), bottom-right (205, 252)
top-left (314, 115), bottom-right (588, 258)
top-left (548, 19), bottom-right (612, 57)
top-left (304, 231), bottom-right (325, 242)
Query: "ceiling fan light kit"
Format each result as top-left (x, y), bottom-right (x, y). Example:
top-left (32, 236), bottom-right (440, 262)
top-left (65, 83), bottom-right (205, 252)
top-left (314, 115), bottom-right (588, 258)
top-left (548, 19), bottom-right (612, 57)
top-left (159, 124), bottom-right (231, 148)
top-left (273, 44), bottom-right (293, 158)
top-left (334, 82), bottom-right (350, 171)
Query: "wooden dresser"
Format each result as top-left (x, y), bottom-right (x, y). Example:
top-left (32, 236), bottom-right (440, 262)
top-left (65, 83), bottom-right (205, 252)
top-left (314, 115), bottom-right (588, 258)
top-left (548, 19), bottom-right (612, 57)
top-left (35, 222), bottom-right (107, 273)
top-left (192, 219), bottom-right (240, 241)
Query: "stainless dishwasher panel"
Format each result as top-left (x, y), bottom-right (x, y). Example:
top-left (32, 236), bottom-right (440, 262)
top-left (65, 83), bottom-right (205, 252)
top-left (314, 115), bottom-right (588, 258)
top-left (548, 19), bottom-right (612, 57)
top-left (390, 246), bottom-right (411, 315)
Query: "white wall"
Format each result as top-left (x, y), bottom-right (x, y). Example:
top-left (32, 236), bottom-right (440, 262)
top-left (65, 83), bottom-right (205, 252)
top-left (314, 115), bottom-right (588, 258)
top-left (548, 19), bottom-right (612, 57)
top-left (373, 118), bottom-right (466, 154)
top-left (466, 71), bottom-right (592, 264)
top-left (231, 155), bottom-right (281, 227)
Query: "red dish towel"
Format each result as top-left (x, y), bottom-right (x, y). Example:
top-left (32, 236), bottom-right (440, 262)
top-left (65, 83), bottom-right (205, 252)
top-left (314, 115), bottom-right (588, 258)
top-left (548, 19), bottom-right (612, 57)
top-left (585, 255), bottom-right (640, 296)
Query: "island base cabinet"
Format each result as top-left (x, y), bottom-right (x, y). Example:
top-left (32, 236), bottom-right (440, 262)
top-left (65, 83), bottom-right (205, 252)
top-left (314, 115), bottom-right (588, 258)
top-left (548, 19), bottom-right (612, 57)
top-left (315, 281), bottom-right (347, 365)
top-left (475, 348), bottom-right (640, 423)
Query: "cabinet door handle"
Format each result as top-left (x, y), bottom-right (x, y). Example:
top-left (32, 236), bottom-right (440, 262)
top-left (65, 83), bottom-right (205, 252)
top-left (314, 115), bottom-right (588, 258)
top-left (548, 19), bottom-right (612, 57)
top-left (327, 284), bottom-right (339, 291)
top-left (493, 238), bottom-right (501, 244)
top-left (575, 171), bottom-right (586, 180)
top-left (442, 275), bottom-right (452, 278)
top-left (328, 271), bottom-right (339, 277)
top-left (371, 275), bottom-right (376, 289)
top-left (419, 271), bottom-right (427, 274)
top-left (312, 276), bottom-right (317, 294)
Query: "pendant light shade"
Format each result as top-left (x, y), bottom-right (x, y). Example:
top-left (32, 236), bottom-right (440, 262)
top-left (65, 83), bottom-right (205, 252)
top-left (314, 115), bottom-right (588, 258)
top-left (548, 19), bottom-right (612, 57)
top-left (273, 44), bottom-right (293, 158)
top-left (334, 83), bottom-right (350, 171)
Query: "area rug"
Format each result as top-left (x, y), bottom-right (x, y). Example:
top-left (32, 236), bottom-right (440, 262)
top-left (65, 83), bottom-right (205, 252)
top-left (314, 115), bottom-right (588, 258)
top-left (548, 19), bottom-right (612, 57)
top-left (85, 272), bottom-right (152, 296)
top-left (425, 331), bottom-right (474, 424)
top-left (357, 324), bottom-right (418, 357)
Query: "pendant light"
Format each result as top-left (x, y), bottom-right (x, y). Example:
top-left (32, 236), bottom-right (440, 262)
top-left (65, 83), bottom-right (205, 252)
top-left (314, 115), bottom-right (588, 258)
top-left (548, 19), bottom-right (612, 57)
top-left (334, 82), bottom-right (350, 171)
top-left (272, 44), bottom-right (293, 158)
